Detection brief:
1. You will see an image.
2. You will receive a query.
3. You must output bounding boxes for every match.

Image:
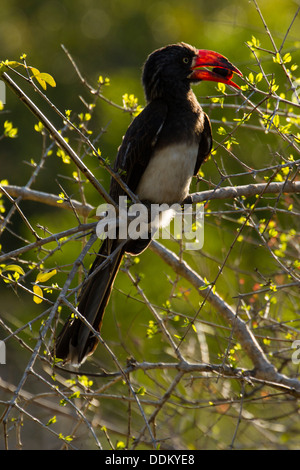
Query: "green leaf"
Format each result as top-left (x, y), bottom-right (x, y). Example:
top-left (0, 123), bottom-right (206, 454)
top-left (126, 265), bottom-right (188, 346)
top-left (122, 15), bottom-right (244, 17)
top-left (38, 72), bottom-right (56, 88)
top-left (217, 82), bottom-right (226, 94)
top-left (98, 75), bottom-right (110, 86)
top-left (116, 441), bottom-right (126, 449)
top-left (248, 72), bottom-right (254, 84)
top-left (1, 264), bottom-right (25, 276)
top-left (34, 121), bottom-right (44, 133)
top-left (0, 60), bottom-right (21, 71)
top-left (273, 53), bottom-right (281, 64)
top-left (59, 433), bottom-right (73, 442)
top-left (3, 120), bottom-right (18, 138)
top-left (247, 35), bottom-right (261, 48)
top-left (217, 126), bottom-right (227, 136)
top-left (78, 375), bottom-right (93, 388)
top-left (36, 269), bottom-right (57, 283)
top-left (269, 79), bottom-right (279, 93)
top-left (283, 52), bottom-right (292, 64)
top-left (46, 416), bottom-right (57, 426)
top-left (30, 67), bottom-right (56, 90)
top-left (33, 284), bottom-right (43, 304)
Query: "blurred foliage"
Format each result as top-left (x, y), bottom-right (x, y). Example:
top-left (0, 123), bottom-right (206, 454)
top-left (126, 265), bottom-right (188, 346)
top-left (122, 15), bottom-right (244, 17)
top-left (1, 0), bottom-right (299, 185)
top-left (0, 0), bottom-right (300, 451)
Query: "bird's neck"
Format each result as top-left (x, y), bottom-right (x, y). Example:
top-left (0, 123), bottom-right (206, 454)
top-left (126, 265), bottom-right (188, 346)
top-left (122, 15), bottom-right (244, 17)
top-left (150, 88), bottom-right (203, 150)
top-left (169, 88), bottom-right (200, 111)
top-left (145, 76), bottom-right (193, 103)
top-left (148, 86), bottom-right (199, 112)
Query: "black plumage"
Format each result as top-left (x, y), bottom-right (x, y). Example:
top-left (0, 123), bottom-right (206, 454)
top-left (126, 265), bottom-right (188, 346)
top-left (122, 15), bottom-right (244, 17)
top-left (54, 42), bottom-right (241, 364)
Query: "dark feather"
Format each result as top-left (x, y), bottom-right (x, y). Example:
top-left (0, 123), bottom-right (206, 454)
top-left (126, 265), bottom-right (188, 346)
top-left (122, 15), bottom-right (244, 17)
top-left (54, 43), bottom-right (213, 365)
top-left (110, 100), bottom-right (168, 201)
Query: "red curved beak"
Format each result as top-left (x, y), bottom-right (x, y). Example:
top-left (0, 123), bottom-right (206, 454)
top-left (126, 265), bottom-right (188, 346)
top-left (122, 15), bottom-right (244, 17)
top-left (189, 49), bottom-right (243, 90)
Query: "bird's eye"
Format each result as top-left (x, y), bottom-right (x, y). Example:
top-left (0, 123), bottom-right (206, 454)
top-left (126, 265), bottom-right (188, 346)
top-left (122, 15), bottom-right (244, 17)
top-left (183, 57), bottom-right (189, 64)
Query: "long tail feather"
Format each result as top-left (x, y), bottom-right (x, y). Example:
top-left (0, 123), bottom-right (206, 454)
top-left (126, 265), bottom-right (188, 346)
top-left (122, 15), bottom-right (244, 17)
top-left (54, 239), bottom-right (124, 365)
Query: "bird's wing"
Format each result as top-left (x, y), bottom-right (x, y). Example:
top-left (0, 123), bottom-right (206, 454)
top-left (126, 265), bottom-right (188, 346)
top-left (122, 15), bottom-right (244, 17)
top-left (194, 112), bottom-right (212, 176)
top-left (109, 99), bottom-right (168, 201)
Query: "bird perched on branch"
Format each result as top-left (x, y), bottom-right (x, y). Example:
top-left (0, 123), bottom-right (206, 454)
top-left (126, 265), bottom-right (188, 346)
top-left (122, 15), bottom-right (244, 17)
top-left (54, 42), bottom-right (242, 365)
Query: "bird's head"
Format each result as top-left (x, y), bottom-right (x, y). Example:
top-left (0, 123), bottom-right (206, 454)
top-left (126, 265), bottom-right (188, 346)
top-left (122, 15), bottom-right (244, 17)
top-left (142, 42), bottom-right (242, 102)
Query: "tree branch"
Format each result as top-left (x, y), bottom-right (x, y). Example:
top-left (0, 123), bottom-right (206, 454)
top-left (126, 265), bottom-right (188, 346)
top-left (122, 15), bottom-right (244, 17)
top-left (2, 180), bottom-right (299, 217)
top-left (150, 240), bottom-right (300, 395)
top-left (192, 180), bottom-right (300, 203)
top-left (2, 184), bottom-right (94, 217)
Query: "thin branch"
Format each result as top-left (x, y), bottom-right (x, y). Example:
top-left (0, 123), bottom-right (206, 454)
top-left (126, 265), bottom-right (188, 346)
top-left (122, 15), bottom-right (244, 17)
top-left (2, 180), bottom-right (299, 217)
top-left (149, 240), bottom-right (300, 395)
top-left (0, 234), bottom-right (98, 425)
top-left (192, 180), bottom-right (300, 204)
top-left (1, 184), bottom-right (93, 217)
top-left (0, 185), bottom-right (40, 239)
top-left (1, 72), bottom-right (115, 207)
top-left (0, 222), bottom-right (96, 263)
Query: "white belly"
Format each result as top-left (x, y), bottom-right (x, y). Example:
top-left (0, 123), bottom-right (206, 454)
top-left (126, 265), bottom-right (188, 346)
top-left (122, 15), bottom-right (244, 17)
top-left (136, 142), bottom-right (197, 204)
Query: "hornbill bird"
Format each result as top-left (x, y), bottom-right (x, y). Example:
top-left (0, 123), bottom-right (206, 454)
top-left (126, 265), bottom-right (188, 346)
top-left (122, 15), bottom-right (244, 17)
top-left (54, 42), bottom-right (242, 365)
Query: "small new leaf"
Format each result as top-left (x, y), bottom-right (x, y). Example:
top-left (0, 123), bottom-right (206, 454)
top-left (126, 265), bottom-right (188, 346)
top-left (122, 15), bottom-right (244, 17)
top-left (30, 67), bottom-right (56, 90)
top-left (36, 269), bottom-right (57, 283)
top-left (33, 284), bottom-right (43, 304)
top-left (1, 264), bottom-right (25, 276)
top-left (4, 121), bottom-right (18, 138)
top-left (34, 121), bottom-right (44, 133)
top-left (46, 416), bottom-right (57, 426)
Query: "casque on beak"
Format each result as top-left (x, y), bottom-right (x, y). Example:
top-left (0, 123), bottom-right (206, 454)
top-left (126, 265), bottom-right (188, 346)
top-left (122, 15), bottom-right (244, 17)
top-left (189, 49), bottom-right (243, 89)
